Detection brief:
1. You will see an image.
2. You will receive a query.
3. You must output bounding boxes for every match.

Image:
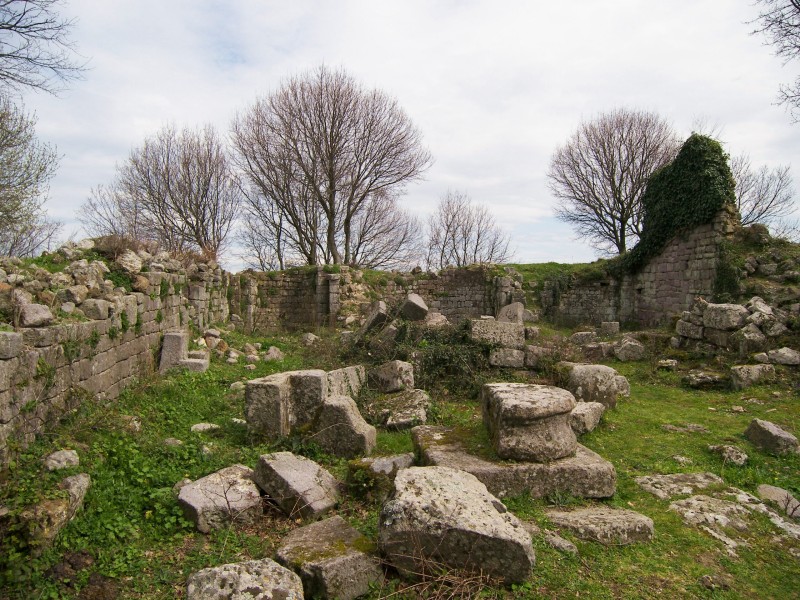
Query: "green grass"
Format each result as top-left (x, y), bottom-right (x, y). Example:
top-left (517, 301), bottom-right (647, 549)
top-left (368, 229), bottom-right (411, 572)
top-left (0, 330), bottom-right (798, 599)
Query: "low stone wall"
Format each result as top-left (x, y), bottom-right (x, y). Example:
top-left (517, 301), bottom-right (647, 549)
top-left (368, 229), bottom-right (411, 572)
top-left (0, 259), bottom-right (228, 468)
top-left (541, 206), bottom-right (739, 326)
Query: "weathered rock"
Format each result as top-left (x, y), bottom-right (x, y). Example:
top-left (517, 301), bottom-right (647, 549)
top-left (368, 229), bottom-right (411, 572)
top-left (547, 507), bottom-right (654, 545)
top-left (177, 465), bottom-right (262, 533)
top-left (676, 319), bottom-right (703, 339)
top-left (744, 419), bottom-right (799, 455)
top-left (614, 337), bottom-right (646, 362)
top-left (413, 426), bottom-right (616, 499)
top-left (708, 445), bottom-right (748, 466)
top-left (570, 402), bottom-right (606, 435)
top-left (245, 369), bottom-right (327, 439)
top-left (159, 331), bottom-right (188, 373)
top-left (179, 357), bottom-right (210, 372)
top-left (599, 321), bottom-right (620, 336)
top-left (0, 331), bottom-right (22, 359)
top-left (310, 395), bottom-right (376, 458)
top-left (326, 365), bottom-right (366, 399)
top-left (64, 284), bottom-right (89, 304)
top-left (186, 558), bottom-right (303, 600)
top-left (668, 495), bottom-right (750, 555)
top-left (115, 250), bottom-right (143, 274)
top-left (18, 303), bottom-right (54, 327)
top-left (369, 388), bottom-right (430, 430)
top-left (497, 301), bottom-right (525, 324)
top-left (482, 383), bottom-right (577, 462)
top-left (348, 453), bottom-right (415, 503)
top-left (767, 347), bottom-right (800, 365)
top-left (489, 347), bottom-right (526, 368)
top-left (682, 369), bottom-right (727, 389)
top-left (703, 303), bottom-right (749, 330)
top-left (357, 300), bottom-right (390, 337)
top-left (379, 466), bottom-right (535, 585)
top-left (731, 323), bottom-right (767, 356)
top-left (262, 346), bottom-right (284, 362)
top-left (635, 472), bottom-right (724, 500)
top-left (423, 311), bottom-right (449, 328)
top-left (557, 362), bottom-right (630, 409)
top-left (44, 449), bottom-right (79, 471)
top-left (401, 293), bottom-right (429, 321)
top-left (301, 332), bottom-right (319, 346)
top-left (730, 364), bottom-right (775, 390)
top-left (369, 360), bottom-right (414, 393)
top-left (763, 320), bottom-right (789, 337)
top-left (276, 515), bottom-right (382, 600)
top-left (662, 423), bottom-right (710, 434)
top-left (525, 345), bottom-right (556, 369)
top-left (190, 423), bottom-right (219, 433)
top-left (570, 331), bottom-right (597, 345)
top-left (20, 474), bottom-right (91, 552)
top-left (757, 484), bottom-right (799, 519)
top-left (657, 359), bottom-right (678, 370)
top-left (469, 319), bottom-right (525, 350)
top-left (253, 452), bottom-right (339, 519)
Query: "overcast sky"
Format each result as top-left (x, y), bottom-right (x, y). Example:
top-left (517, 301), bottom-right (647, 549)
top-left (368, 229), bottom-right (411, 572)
top-left (20, 0), bottom-right (800, 270)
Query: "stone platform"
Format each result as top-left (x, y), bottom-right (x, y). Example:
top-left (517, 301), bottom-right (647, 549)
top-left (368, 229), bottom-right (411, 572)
top-left (411, 425), bottom-right (616, 499)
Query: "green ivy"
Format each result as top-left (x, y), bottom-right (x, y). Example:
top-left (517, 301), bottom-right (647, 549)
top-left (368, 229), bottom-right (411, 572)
top-left (615, 134), bottom-right (736, 274)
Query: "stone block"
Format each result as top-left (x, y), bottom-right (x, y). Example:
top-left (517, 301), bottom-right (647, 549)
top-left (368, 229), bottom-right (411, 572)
top-left (570, 402), bottom-right (606, 435)
top-left (546, 507), bottom-right (654, 545)
top-left (599, 321), bottom-right (620, 336)
top-left (310, 395), bottom-right (376, 458)
top-left (703, 303), bottom-right (749, 330)
top-left (44, 449), bottom-right (79, 471)
top-left (570, 331), bottom-right (597, 345)
top-left (557, 362), bottom-right (629, 409)
top-left (19, 304), bottom-right (54, 328)
top-left (369, 360), bottom-right (413, 393)
top-left (368, 388), bottom-right (430, 430)
top-left (676, 319), bottom-right (703, 339)
top-left (401, 293), bottom-right (428, 321)
top-left (276, 516), bottom-right (383, 600)
top-left (327, 365), bottom-right (366, 398)
top-left (482, 383), bottom-right (577, 462)
top-left (81, 299), bottom-right (111, 320)
top-left (159, 331), bottom-right (188, 373)
top-left (357, 300), bottom-right (389, 337)
top-left (412, 426), bottom-right (616, 500)
top-left (469, 319), bottom-right (525, 350)
top-left (613, 337), bottom-right (646, 361)
top-left (177, 465), bottom-right (262, 533)
top-left (634, 472), bottom-right (725, 500)
top-left (186, 558), bottom-right (303, 600)
top-left (704, 327), bottom-right (732, 348)
top-left (730, 364), bottom-right (775, 390)
top-left (253, 452), bottom-right (339, 519)
top-left (379, 466), bottom-right (535, 585)
top-left (178, 357), bottom-right (209, 372)
top-left (497, 301), bottom-right (525, 324)
top-left (744, 419), bottom-right (799, 455)
top-left (767, 347), bottom-right (800, 365)
top-left (489, 348), bottom-right (526, 368)
top-left (0, 332), bottom-right (22, 359)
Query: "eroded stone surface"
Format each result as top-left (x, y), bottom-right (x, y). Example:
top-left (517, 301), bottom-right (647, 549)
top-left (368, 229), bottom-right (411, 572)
top-left (412, 426), bottom-right (616, 499)
top-left (253, 452), bottom-right (339, 519)
top-left (44, 449), bottom-right (79, 471)
top-left (635, 472), bottom-right (724, 500)
top-left (368, 389), bottom-right (430, 430)
top-left (570, 402), bottom-right (606, 435)
top-left (557, 363), bottom-right (630, 409)
top-left (401, 293), bottom-right (429, 321)
top-left (379, 466), bottom-right (535, 584)
top-left (177, 465), bottom-right (262, 533)
top-left (744, 419), bottom-right (799, 455)
top-left (547, 506), bottom-right (654, 545)
top-left (276, 515), bottom-right (382, 600)
top-left (310, 395), bottom-right (376, 458)
top-left (469, 319), bottom-right (525, 350)
top-left (730, 364), bottom-right (775, 390)
top-left (326, 365), bottom-right (366, 399)
top-left (186, 558), bottom-right (303, 600)
top-left (708, 445), bottom-right (748, 466)
top-left (369, 360), bottom-right (414, 393)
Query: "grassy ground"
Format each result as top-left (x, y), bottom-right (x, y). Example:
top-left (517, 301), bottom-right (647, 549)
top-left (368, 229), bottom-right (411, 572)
top-left (0, 328), bottom-right (798, 599)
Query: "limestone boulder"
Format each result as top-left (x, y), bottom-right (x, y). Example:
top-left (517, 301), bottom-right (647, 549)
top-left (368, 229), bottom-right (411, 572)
top-left (424, 311), bottom-right (449, 328)
top-left (253, 452), bottom-right (339, 519)
top-left (546, 507), bottom-right (654, 545)
top-left (18, 303), bottom-right (54, 327)
top-left (469, 319), bottom-right (525, 350)
top-left (730, 364), bottom-right (775, 390)
top-left (613, 337), bottom-right (646, 362)
top-left (401, 293), bottom-right (428, 321)
top-left (310, 395), bottom-right (376, 458)
top-left (326, 365), bottom-right (366, 398)
top-left (482, 383), bottom-right (577, 462)
top-left (186, 558), bottom-right (303, 600)
top-left (634, 472), bottom-right (724, 500)
top-left (675, 319), bottom-right (703, 339)
top-left (301, 332), bottom-right (319, 346)
top-left (703, 303), bottom-right (749, 330)
top-left (489, 347), bottom-right (526, 368)
top-left (757, 484), bottom-right (799, 519)
top-left (357, 300), bottom-right (390, 337)
top-left (744, 419), bottom-right (799, 455)
top-left (730, 324), bottom-right (767, 356)
top-left (368, 388), bottom-right (430, 430)
top-left (570, 402), bottom-right (606, 435)
top-left (600, 321), bottom-right (620, 336)
top-left (44, 449), bottom-right (79, 471)
top-left (369, 360), bottom-right (414, 393)
top-left (245, 369), bottom-right (327, 439)
top-left (263, 346), bottom-right (285, 362)
top-left (276, 515), bottom-right (383, 600)
top-left (115, 249), bottom-right (143, 274)
top-left (708, 445), bottom-right (748, 466)
top-left (570, 331), bottom-right (597, 345)
top-left (379, 466), bottom-right (535, 585)
top-left (177, 465), bottom-right (262, 533)
top-left (497, 301), bottom-right (525, 324)
top-left (557, 362), bottom-right (630, 409)
top-left (767, 347), bottom-right (800, 365)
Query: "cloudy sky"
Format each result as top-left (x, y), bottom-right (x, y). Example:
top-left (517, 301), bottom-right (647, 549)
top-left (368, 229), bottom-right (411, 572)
top-left (20, 0), bottom-right (800, 270)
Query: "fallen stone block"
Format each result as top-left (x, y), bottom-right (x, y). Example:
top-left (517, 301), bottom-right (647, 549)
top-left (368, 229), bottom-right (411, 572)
top-left (177, 465), bottom-right (262, 533)
top-left (263, 346), bottom-right (284, 361)
top-left (703, 303), bottom-right (749, 330)
top-left (309, 395), bottom-right (376, 458)
top-left (424, 311), bottom-right (449, 328)
top-left (356, 300), bottom-right (390, 338)
top-left (160, 331), bottom-right (189, 373)
top-left (497, 301), bottom-right (525, 324)
top-left (570, 331), bottom-right (597, 345)
top-left (186, 558), bottom-right (303, 600)
top-left (347, 453), bottom-right (415, 503)
top-left (245, 369), bottom-right (327, 439)
top-left (730, 364), bottom-right (775, 390)
top-left (44, 449), bottom-right (79, 471)
top-left (412, 426), bottom-right (616, 499)
top-left (767, 347), bottom-right (800, 365)
top-left (379, 466), bottom-right (535, 585)
top-left (676, 319), bottom-right (703, 339)
top-left (20, 474), bottom-right (91, 553)
top-left (482, 383), bottom-right (577, 462)
top-left (599, 321), bottom-right (620, 336)
top-left (744, 419), bottom-right (799, 455)
top-left (489, 348), bottom-right (526, 368)
top-left (614, 337), bottom-right (646, 362)
top-left (547, 506), bottom-right (654, 545)
top-left (253, 452), bottom-right (339, 519)
top-left (368, 388), bottom-right (429, 430)
top-left (634, 472), bottom-right (724, 500)
top-left (326, 365), bottom-right (366, 398)
top-left (276, 515), bottom-right (383, 600)
top-left (81, 299), bottom-right (111, 321)
top-left (570, 402), bottom-right (606, 435)
top-left (18, 304), bottom-right (54, 328)
top-left (401, 293), bottom-right (429, 321)
top-left (757, 484), bottom-right (799, 519)
top-left (557, 362), bottom-right (629, 409)
top-left (178, 357), bottom-right (209, 373)
top-left (469, 319), bottom-right (525, 350)
top-left (708, 445), bottom-right (748, 466)
top-left (369, 360), bottom-right (414, 393)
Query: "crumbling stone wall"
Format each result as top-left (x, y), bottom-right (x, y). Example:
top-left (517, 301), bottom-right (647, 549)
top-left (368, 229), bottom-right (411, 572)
top-left (0, 253), bottom-right (228, 468)
top-left (541, 206), bottom-right (739, 326)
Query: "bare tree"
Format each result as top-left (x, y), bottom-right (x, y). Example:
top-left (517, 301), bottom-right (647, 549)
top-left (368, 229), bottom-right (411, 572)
top-left (0, 95), bottom-right (61, 256)
top-left (0, 0), bottom-right (85, 94)
top-left (751, 0), bottom-right (800, 121)
top-left (81, 124), bottom-right (242, 260)
top-left (231, 65), bottom-right (432, 267)
top-left (548, 108), bottom-right (680, 254)
top-left (730, 154), bottom-right (796, 226)
top-left (426, 190), bottom-right (512, 270)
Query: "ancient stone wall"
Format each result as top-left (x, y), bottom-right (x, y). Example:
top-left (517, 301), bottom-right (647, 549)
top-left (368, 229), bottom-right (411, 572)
top-left (0, 256), bottom-right (228, 468)
top-left (541, 206), bottom-right (739, 326)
